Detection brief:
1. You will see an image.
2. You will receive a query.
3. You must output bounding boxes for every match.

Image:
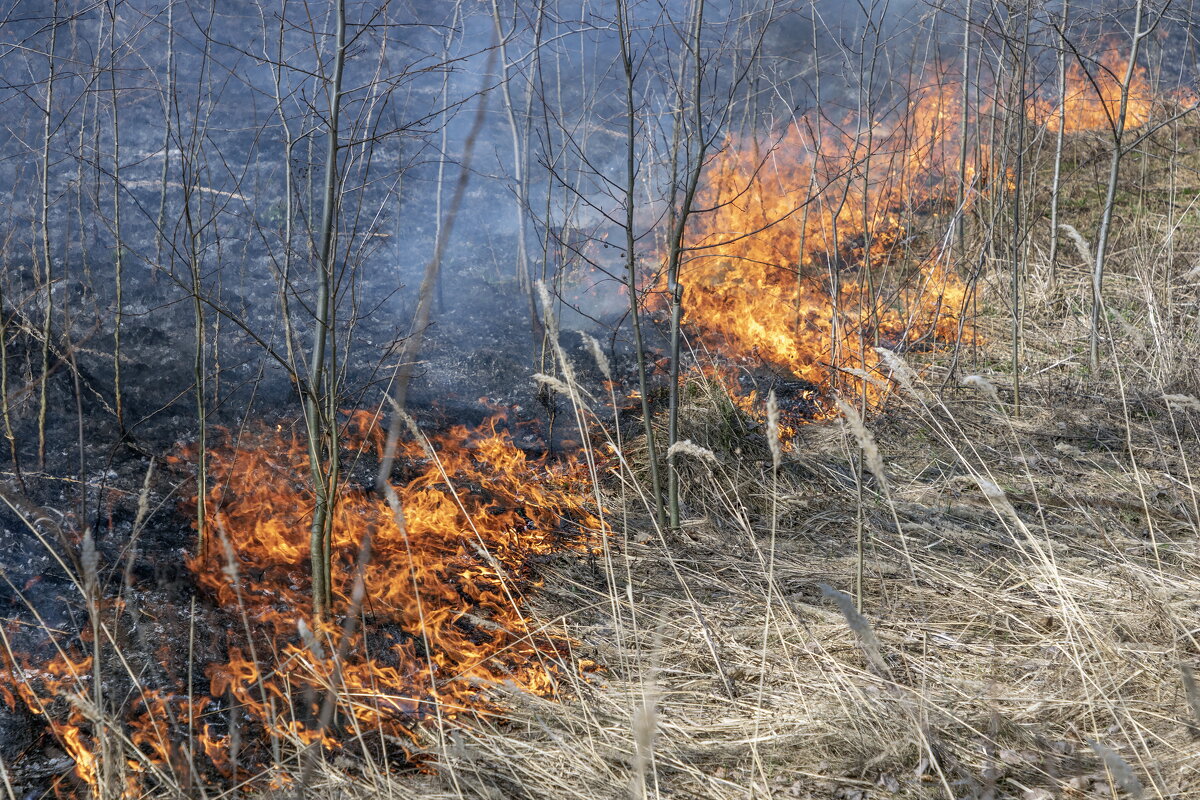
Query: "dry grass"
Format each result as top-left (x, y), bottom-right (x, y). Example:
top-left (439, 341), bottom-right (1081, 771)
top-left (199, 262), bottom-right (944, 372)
top-left (282, 274), bottom-right (1200, 798)
top-left (288, 124), bottom-right (1200, 800)
top-left (439, 394), bottom-right (1196, 799)
top-left (10, 112), bottom-right (1200, 800)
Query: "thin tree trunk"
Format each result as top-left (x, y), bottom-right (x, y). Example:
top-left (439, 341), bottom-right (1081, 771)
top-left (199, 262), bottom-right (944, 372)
top-left (0, 261), bottom-right (17, 487)
top-left (667, 0), bottom-right (707, 533)
top-left (1010, 0), bottom-right (1030, 413)
top-left (179, 0), bottom-right (217, 559)
top-left (1090, 0), bottom-right (1145, 369)
top-left (796, 4), bottom-right (820, 350)
top-left (306, 0), bottom-right (347, 619)
top-left (1047, 0), bottom-right (1069, 298)
top-left (956, 0), bottom-right (972, 259)
top-left (490, 0), bottom-right (531, 293)
top-left (432, 10), bottom-right (458, 311)
top-left (37, 0), bottom-right (60, 470)
top-left (156, 1), bottom-right (174, 272)
top-left (74, 9), bottom-right (91, 284)
top-left (616, 0), bottom-right (666, 530)
top-left (855, 0), bottom-right (882, 348)
top-left (271, 0), bottom-right (300, 377)
top-left (109, 1), bottom-right (125, 431)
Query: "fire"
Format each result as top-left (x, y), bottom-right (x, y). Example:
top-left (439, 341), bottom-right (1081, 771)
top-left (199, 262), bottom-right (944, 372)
top-left (1031, 42), bottom-right (1156, 133)
top-left (672, 42), bottom-right (1184, 423)
top-left (192, 411), bottom-right (602, 768)
top-left (673, 70), bottom-right (975, 418)
top-left (2, 411), bottom-right (603, 793)
top-left (2, 33), bottom-right (1185, 796)
top-left (0, 647), bottom-right (98, 791)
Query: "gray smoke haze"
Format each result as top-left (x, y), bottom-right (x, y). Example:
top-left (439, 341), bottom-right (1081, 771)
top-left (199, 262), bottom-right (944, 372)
top-left (0, 0), bottom-right (1193, 435)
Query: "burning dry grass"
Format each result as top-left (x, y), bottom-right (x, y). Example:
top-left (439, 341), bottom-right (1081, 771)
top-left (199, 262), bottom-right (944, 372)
top-left (1, 412), bottom-right (606, 795)
top-left (671, 67), bottom-right (975, 417)
top-left (6, 36), bottom-right (1200, 800)
top-left (7, 251), bottom-right (1200, 799)
top-left (1029, 38), bottom-right (1160, 134)
top-left (279, 203), bottom-right (1200, 798)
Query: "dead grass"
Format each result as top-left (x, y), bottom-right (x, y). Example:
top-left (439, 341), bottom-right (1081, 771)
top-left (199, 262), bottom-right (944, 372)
top-left (293, 119), bottom-right (1200, 800)
top-left (282, 286), bottom-right (1200, 799)
top-left (421, 372), bottom-right (1199, 799)
top-left (10, 108), bottom-right (1200, 800)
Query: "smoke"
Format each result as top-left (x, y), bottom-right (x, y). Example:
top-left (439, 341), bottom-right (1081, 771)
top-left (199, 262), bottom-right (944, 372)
top-left (0, 0), bottom-right (1193, 433)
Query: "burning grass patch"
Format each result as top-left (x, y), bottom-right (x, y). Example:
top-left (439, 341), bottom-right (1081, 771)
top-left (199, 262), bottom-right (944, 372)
top-left (1, 411), bottom-right (605, 795)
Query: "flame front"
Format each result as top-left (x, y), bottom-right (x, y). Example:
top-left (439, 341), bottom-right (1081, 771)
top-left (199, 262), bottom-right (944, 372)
top-left (674, 70), bottom-right (975, 417)
top-left (673, 46), bottom-right (1184, 421)
top-left (2, 412), bottom-right (602, 793)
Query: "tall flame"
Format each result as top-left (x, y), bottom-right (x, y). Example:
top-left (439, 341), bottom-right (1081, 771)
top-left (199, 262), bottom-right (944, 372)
top-left (674, 70), bottom-right (975, 416)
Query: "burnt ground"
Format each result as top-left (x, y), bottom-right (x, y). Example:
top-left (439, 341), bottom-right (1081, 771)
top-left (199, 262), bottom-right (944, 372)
top-left (0, 222), bottom-right (682, 793)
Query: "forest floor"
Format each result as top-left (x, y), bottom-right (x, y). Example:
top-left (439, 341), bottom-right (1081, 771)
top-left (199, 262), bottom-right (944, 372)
top-left (3, 118), bottom-right (1200, 800)
top-left (331, 125), bottom-right (1200, 799)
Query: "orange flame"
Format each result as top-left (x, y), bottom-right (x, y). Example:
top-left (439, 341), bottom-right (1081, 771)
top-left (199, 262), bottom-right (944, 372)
top-left (2, 412), bottom-right (603, 793)
top-left (189, 411), bottom-right (602, 769)
top-left (1031, 41), bottom-right (1156, 133)
top-left (0, 647), bottom-right (99, 792)
top-left (673, 69), bottom-right (975, 418)
top-left (672, 43), bottom-right (1188, 422)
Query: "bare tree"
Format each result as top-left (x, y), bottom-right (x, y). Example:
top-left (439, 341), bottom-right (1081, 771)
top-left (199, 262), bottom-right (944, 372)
top-left (36, 0), bottom-right (60, 469)
top-left (665, 0), bottom-right (710, 533)
top-left (1090, 0), bottom-right (1148, 369)
top-left (108, 0), bottom-right (125, 432)
top-left (1047, 0), bottom-right (1069, 298)
top-left (616, 0), bottom-right (666, 530)
top-left (303, 0), bottom-right (347, 618)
